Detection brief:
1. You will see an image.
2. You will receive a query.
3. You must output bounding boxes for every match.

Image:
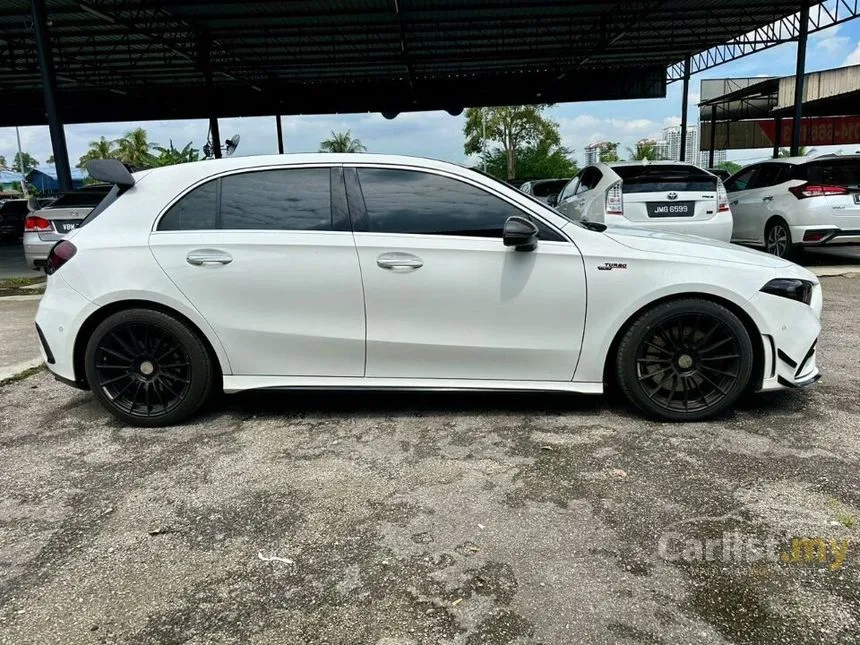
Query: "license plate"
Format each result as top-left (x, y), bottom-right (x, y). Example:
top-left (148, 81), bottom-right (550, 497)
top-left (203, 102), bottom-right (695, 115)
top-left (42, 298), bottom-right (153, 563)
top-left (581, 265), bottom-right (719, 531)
top-left (56, 220), bottom-right (82, 233)
top-left (647, 201), bottom-right (694, 218)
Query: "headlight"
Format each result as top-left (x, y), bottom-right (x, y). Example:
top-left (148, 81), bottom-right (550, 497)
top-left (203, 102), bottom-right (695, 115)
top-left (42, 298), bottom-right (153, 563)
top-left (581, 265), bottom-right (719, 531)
top-left (760, 278), bottom-right (814, 305)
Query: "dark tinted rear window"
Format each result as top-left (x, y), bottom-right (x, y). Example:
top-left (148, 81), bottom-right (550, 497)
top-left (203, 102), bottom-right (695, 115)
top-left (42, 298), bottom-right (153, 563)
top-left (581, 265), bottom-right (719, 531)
top-left (802, 159), bottom-right (860, 189)
top-left (0, 200), bottom-right (29, 215)
top-left (614, 165), bottom-right (717, 193)
top-left (532, 179), bottom-right (568, 197)
top-left (47, 190), bottom-right (110, 208)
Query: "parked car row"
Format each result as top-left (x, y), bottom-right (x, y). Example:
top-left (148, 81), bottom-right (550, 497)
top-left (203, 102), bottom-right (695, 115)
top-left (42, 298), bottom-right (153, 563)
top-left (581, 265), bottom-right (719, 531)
top-left (0, 196), bottom-right (54, 243)
top-left (530, 154), bottom-right (860, 259)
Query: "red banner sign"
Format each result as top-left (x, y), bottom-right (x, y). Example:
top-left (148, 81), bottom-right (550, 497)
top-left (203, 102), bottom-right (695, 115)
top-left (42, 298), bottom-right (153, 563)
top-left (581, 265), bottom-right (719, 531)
top-left (757, 116), bottom-right (860, 147)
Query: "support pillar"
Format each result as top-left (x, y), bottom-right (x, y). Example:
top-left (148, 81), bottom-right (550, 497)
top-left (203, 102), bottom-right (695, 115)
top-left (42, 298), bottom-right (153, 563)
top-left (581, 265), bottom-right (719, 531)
top-left (276, 115), bottom-right (284, 154)
top-left (708, 105), bottom-right (717, 168)
top-left (790, 2), bottom-right (809, 156)
top-left (679, 55), bottom-right (690, 163)
top-left (210, 116), bottom-right (222, 159)
top-left (31, 0), bottom-right (72, 192)
top-left (773, 116), bottom-right (783, 159)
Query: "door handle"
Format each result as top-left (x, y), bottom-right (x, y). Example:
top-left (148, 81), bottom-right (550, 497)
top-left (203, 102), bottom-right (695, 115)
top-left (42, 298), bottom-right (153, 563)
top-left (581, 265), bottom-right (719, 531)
top-left (730, 199), bottom-right (739, 206)
top-left (762, 196), bottom-right (774, 202)
top-left (376, 252), bottom-right (423, 270)
top-left (186, 249), bottom-right (233, 266)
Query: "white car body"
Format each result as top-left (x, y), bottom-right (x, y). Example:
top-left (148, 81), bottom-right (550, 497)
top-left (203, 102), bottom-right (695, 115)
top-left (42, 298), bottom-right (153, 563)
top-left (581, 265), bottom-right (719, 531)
top-left (35, 154), bottom-right (821, 424)
top-left (726, 155), bottom-right (860, 255)
top-left (555, 161), bottom-right (733, 242)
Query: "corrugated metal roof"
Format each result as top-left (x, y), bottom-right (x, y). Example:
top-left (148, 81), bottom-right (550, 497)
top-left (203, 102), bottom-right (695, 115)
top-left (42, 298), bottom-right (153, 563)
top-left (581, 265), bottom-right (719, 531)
top-left (0, 0), bottom-right (816, 125)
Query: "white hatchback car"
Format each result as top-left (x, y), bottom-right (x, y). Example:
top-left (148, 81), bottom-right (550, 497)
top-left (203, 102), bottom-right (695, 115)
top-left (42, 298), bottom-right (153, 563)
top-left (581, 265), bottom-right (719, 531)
top-left (36, 155), bottom-right (820, 427)
top-left (725, 155), bottom-right (860, 258)
top-left (555, 161), bottom-right (733, 241)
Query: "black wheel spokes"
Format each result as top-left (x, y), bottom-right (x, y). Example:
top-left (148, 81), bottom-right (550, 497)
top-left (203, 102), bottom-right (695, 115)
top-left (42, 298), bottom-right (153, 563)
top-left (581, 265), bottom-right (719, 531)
top-left (94, 323), bottom-right (191, 419)
top-left (636, 313), bottom-right (742, 414)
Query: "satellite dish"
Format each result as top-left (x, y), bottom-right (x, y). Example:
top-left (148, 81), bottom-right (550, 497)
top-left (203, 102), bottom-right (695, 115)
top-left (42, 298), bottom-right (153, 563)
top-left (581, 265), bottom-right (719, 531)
top-left (381, 111), bottom-right (399, 120)
top-left (225, 134), bottom-right (241, 156)
top-left (446, 107), bottom-right (463, 117)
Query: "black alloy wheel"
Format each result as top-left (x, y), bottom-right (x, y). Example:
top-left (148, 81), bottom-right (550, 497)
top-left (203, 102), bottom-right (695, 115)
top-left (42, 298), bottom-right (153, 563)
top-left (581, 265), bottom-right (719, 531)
top-left (617, 299), bottom-right (753, 421)
top-left (85, 309), bottom-right (214, 426)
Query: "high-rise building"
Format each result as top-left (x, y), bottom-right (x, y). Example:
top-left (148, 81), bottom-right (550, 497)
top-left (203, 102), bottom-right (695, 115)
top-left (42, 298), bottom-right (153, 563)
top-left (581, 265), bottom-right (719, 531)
top-left (584, 141), bottom-right (618, 165)
top-left (700, 149), bottom-right (727, 167)
top-left (661, 125), bottom-right (700, 164)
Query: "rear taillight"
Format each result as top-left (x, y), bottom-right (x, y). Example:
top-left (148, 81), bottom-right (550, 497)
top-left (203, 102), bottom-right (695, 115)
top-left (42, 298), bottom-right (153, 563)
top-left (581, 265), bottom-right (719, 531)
top-left (788, 183), bottom-right (849, 199)
top-left (605, 181), bottom-right (623, 216)
top-left (25, 215), bottom-right (52, 232)
top-left (717, 180), bottom-right (730, 212)
top-left (46, 240), bottom-right (76, 275)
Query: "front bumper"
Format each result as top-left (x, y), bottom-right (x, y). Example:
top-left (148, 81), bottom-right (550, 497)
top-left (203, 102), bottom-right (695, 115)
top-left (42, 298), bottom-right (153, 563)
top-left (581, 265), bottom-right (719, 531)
top-left (750, 284), bottom-right (822, 392)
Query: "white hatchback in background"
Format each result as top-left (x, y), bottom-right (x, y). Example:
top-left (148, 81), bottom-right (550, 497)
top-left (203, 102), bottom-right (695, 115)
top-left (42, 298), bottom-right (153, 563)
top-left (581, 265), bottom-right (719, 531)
top-left (725, 155), bottom-right (860, 258)
top-left (555, 161), bottom-right (733, 242)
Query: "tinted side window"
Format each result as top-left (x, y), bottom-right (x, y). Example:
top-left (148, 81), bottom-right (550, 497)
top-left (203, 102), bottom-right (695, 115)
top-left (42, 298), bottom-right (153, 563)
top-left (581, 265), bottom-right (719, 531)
top-left (804, 160), bottom-right (860, 188)
top-left (159, 180), bottom-right (217, 230)
top-left (560, 176), bottom-right (579, 200)
top-left (220, 169), bottom-right (331, 230)
top-left (358, 168), bottom-right (523, 238)
top-left (748, 163), bottom-right (789, 189)
top-left (725, 166), bottom-right (757, 192)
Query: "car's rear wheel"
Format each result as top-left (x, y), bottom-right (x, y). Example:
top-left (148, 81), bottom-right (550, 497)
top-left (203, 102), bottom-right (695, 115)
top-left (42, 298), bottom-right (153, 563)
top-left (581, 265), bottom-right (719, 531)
top-left (616, 299), bottom-right (753, 421)
top-left (765, 218), bottom-right (793, 258)
top-left (84, 308), bottom-right (214, 427)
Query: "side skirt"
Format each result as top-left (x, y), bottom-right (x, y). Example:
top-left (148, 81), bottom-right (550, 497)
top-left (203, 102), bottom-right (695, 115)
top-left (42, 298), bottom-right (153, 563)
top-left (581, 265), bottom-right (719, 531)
top-left (223, 376), bottom-right (604, 395)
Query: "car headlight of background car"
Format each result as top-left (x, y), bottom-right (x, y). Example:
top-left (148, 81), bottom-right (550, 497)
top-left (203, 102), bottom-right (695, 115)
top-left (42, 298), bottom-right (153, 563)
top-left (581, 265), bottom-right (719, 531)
top-left (760, 278), bottom-right (814, 305)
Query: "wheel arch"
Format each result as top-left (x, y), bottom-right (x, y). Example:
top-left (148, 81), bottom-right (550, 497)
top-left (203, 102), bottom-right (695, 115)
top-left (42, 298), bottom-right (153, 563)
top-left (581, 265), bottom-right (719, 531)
top-left (602, 292), bottom-right (765, 393)
top-left (72, 299), bottom-right (226, 390)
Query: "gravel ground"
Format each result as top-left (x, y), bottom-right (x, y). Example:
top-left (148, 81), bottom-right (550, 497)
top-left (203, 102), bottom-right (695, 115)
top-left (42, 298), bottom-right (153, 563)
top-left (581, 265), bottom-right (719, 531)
top-left (1, 277), bottom-right (859, 645)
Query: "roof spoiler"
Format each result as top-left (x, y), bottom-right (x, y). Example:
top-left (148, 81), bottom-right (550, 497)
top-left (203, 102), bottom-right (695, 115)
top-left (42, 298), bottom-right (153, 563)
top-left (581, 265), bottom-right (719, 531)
top-left (86, 159), bottom-right (136, 192)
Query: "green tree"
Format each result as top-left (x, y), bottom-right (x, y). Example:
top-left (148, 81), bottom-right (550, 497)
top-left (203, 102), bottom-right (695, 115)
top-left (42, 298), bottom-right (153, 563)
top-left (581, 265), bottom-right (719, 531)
top-left (114, 127), bottom-right (156, 166)
top-left (464, 106), bottom-right (561, 181)
top-left (11, 152), bottom-right (39, 173)
top-left (715, 160), bottom-right (742, 174)
top-left (77, 136), bottom-right (116, 168)
top-left (626, 142), bottom-right (663, 161)
top-left (0, 155), bottom-right (6, 168)
top-left (152, 140), bottom-right (201, 167)
top-left (482, 141), bottom-right (578, 181)
top-left (779, 146), bottom-right (816, 158)
top-left (46, 154), bottom-right (55, 164)
top-left (599, 142), bottom-right (621, 163)
top-left (319, 130), bottom-right (367, 153)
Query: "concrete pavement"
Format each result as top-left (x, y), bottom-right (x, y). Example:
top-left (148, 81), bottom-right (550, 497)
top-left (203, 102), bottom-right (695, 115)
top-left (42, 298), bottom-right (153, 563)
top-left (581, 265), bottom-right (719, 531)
top-left (0, 296), bottom-right (42, 382)
top-left (0, 243), bottom-right (35, 280)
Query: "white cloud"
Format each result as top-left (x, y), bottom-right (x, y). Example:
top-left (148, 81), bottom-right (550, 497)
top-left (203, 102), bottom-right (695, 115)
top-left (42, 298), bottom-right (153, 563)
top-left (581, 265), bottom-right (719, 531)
top-left (663, 116), bottom-right (681, 128)
top-left (844, 42), bottom-right (860, 67)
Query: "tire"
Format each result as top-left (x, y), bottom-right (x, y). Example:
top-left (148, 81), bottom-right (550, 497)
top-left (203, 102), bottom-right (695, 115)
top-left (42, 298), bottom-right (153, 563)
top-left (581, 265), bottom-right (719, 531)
top-left (764, 218), bottom-right (793, 259)
top-left (84, 308), bottom-right (214, 427)
top-left (616, 299), bottom-right (753, 422)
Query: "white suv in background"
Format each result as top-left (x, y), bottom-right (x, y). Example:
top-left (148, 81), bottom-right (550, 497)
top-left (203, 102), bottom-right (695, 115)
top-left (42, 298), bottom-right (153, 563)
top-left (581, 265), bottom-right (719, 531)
top-left (555, 161), bottom-right (732, 241)
top-left (725, 155), bottom-right (860, 258)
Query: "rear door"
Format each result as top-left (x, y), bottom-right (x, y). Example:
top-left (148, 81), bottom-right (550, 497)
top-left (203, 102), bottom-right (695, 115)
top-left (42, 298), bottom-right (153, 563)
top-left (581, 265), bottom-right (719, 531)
top-left (724, 165), bottom-right (761, 242)
top-left (149, 165), bottom-right (366, 377)
top-left (613, 165), bottom-right (717, 226)
top-left (805, 158), bottom-right (860, 231)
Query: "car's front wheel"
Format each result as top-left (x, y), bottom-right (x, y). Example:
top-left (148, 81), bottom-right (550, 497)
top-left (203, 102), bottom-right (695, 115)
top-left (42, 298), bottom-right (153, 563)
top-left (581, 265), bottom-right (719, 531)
top-left (616, 299), bottom-right (753, 421)
top-left (84, 308), bottom-right (215, 426)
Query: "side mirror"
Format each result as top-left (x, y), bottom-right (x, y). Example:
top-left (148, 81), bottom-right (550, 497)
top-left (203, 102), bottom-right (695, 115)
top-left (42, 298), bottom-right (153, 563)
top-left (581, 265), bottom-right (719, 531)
top-left (546, 193), bottom-right (558, 207)
top-left (503, 216), bottom-right (539, 252)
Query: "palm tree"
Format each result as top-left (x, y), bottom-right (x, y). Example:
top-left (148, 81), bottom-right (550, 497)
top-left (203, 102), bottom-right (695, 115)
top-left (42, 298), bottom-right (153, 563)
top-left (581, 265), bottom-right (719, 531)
top-left (319, 130), bottom-right (367, 153)
top-left (626, 142), bottom-right (662, 161)
top-left (77, 136), bottom-right (116, 168)
top-left (779, 146), bottom-right (816, 158)
top-left (114, 127), bottom-right (156, 166)
top-left (152, 140), bottom-right (201, 167)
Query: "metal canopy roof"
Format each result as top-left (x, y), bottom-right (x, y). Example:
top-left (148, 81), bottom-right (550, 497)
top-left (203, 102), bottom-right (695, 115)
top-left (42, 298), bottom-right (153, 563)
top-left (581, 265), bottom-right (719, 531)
top-left (0, 1), bottom-right (819, 126)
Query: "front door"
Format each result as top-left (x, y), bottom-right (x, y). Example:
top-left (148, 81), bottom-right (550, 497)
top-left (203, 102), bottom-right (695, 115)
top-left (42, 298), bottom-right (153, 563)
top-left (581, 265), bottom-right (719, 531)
top-left (347, 166), bottom-right (587, 382)
top-left (149, 166), bottom-right (366, 377)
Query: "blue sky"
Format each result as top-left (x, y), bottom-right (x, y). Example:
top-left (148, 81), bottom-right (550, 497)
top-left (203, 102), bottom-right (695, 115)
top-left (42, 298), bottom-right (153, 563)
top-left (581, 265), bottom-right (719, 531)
top-left (2, 15), bottom-right (859, 172)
